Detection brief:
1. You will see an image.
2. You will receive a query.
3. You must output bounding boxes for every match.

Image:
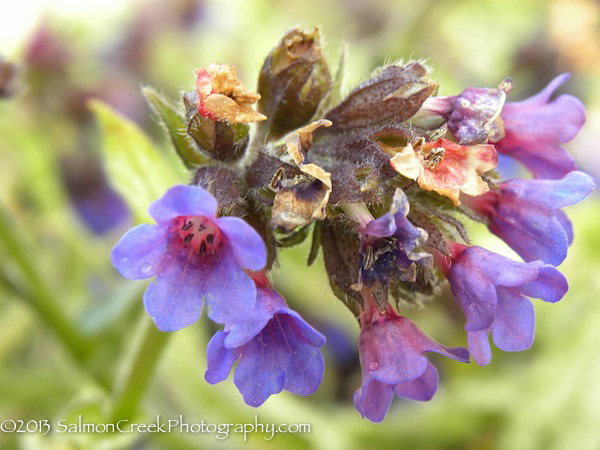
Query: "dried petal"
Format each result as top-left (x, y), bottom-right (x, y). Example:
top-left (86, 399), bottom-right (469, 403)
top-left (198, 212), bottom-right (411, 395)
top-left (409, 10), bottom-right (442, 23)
top-left (389, 139), bottom-right (497, 205)
top-left (194, 63), bottom-right (266, 124)
top-left (270, 120), bottom-right (334, 230)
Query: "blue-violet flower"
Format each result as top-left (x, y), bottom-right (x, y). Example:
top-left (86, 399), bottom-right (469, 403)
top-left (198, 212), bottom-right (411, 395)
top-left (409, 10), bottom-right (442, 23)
top-left (464, 171), bottom-right (595, 266)
top-left (360, 188), bottom-right (432, 284)
top-left (435, 241), bottom-right (568, 365)
top-left (111, 185), bottom-right (267, 330)
top-left (205, 274), bottom-right (326, 407)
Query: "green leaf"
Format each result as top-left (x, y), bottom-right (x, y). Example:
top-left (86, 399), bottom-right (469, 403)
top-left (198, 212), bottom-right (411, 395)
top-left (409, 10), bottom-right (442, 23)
top-left (89, 100), bottom-right (186, 221)
top-left (142, 86), bottom-right (210, 168)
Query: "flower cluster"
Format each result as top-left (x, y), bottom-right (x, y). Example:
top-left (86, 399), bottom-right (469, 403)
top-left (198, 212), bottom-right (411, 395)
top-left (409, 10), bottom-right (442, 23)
top-left (112, 28), bottom-right (595, 422)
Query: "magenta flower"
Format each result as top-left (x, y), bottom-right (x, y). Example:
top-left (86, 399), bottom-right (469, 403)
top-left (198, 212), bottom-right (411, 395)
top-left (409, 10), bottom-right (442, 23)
top-left (205, 277), bottom-right (325, 407)
top-left (353, 307), bottom-right (469, 422)
top-left (111, 185), bottom-right (267, 331)
top-left (464, 171), bottom-right (595, 266)
top-left (435, 241), bottom-right (568, 365)
top-left (496, 74), bottom-right (584, 179)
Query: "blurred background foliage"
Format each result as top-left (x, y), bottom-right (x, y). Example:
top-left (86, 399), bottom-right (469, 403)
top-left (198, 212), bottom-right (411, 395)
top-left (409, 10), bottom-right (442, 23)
top-left (0, 0), bottom-right (599, 448)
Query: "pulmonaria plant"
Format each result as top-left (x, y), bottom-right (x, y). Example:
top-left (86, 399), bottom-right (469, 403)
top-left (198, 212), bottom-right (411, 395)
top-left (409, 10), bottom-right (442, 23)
top-left (112, 27), bottom-right (595, 422)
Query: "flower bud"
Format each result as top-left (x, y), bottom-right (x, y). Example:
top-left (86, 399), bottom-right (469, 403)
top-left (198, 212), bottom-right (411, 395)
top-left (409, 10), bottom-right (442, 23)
top-left (183, 90), bottom-right (250, 162)
top-left (257, 27), bottom-right (331, 141)
top-left (325, 61), bottom-right (437, 130)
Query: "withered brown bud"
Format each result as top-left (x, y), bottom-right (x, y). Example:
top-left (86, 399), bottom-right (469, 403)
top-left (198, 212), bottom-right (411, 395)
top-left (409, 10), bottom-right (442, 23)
top-left (325, 61), bottom-right (437, 130)
top-left (183, 91), bottom-right (250, 162)
top-left (257, 27), bottom-right (331, 141)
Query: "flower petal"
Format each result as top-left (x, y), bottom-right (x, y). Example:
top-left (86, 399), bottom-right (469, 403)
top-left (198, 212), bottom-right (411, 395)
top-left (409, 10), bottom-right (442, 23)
top-left (448, 246), bottom-right (541, 331)
top-left (389, 144), bottom-right (422, 180)
top-left (497, 141), bottom-right (576, 180)
top-left (203, 247), bottom-right (257, 324)
top-left (232, 331), bottom-right (287, 407)
top-left (488, 202), bottom-right (569, 266)
top-left (364, 213), bottom-right (396, 237)
top-left (223, 286), bottom-right (283, 348)
top-left (491, 288), bottom-right (535, 352)
top-left (205, 330), bottom-right (240, 384)
top-left (230, 306), bottom-right (325, 406)
top-left (148, 185), bottom-right (218, 223)
top-left (143, 254), bottom-right (205, 331)
top-left (353, 378), bottom-right (395, 423)
top-left (502, 94), bottom-right (584, 143)
top-left (498, 74), bottom-right (585, 180)
top-left (554, 210), bottom-right (574, 245)
top-left (393, 362), bottom-right (439, 401)
top-left (215, 216), bottom-right (267, 271)
top-left (278, 309), bottom-right (327, 348)
top-left (111, 224), bottom-right (167, 279)
top-left (359, 318), bottom-right (429, 385)
top-left (519, 265), bottom-right (568, 303)
top-left (500, 171), bottom-right (596, 210)
top-left (467, 330), bottom-right (492, 366)
top-left (279, 317), bottom-right (325, 396)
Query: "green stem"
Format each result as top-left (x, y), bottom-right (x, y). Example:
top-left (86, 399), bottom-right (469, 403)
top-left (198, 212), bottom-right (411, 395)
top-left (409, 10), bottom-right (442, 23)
top-left (110, 317), bottom-right (171, 422)
top-left (0, 211), bottom-right (89, 361)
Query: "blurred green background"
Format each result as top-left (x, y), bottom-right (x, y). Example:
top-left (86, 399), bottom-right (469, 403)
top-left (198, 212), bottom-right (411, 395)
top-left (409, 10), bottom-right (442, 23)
top-left (1, 0), bottom-right (599, 448)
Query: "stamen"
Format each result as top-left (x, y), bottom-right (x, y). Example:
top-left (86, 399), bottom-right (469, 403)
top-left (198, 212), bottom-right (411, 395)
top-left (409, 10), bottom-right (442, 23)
top-left (177, 215), bottom-right (224, 255)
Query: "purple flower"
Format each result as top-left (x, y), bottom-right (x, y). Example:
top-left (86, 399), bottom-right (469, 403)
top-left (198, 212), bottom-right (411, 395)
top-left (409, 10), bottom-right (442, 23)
top-left (465, 171), bottom-right (596, 266)
top-left (353, 308), bottom-right (469, 422)
top-left (414, 81), bottom-right (510, 145)
top-left (205, 279), bottom-right (326, 407)
top-left (496, 73), bottom-right (584, 179)
top-left (111, 185), bottom-right (267, 331)
top-left (436, 242), bottom-right (568, 365)
top-left (360, 188), bottom-right (432, 284)
top-left (446, 84), bottom-right (509, 145)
